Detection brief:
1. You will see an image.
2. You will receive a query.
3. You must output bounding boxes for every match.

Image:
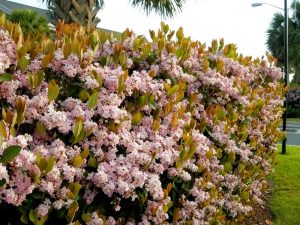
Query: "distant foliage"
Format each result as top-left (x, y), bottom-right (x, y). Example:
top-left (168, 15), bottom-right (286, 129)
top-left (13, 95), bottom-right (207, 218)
top-left (7, 10), bottom-right (50, 37)
top-left (287, 86), bottom-right (300, 108)
top-left (0, 16), bottom-right (285, 225)
top-left (267, 0), bottom-right (300, 84)
top-left (42, 0), bottom-right (186, 28)
top-left (287, 86), bottom-right (300, 117)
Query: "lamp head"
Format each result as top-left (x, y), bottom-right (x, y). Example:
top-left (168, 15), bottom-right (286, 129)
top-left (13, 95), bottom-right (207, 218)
top-left (251, 3), bottom-right (263, 7)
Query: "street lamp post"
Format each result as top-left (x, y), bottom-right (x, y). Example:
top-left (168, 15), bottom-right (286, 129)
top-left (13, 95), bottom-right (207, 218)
top-left (251, 1), bottom-right (288, 154)
top-left (283, 0), bottom-right (288, 154)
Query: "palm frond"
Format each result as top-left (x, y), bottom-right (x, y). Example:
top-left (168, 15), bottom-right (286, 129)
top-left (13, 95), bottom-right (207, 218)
top-left (266, 13), bottom-right (285, 63)
top-left (129, 0), bottom-right (186, 18)
top-left (41, 0), bottom-right (104, 8)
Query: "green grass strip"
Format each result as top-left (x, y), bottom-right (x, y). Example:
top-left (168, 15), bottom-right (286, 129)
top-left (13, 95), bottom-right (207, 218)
top-left (287, 118), bottom-right (300, 122)
top-left (270, 145), bottom-right (300, 225)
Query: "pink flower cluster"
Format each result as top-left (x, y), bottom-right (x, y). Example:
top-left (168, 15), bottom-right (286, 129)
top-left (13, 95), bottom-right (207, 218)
top-left (0, 23), bottom-right (285, 225)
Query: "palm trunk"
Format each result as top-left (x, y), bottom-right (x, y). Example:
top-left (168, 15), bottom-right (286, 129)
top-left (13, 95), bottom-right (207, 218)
top-left (47, 0), bottom-right (101, 28)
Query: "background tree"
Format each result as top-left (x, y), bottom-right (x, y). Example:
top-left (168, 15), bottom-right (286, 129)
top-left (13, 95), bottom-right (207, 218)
top-left (7, 10), bottom-right (50, 37)
top-left (42, 0), bottom-right (186, 29)
top-left (267, 0), bottom-right (300, 84)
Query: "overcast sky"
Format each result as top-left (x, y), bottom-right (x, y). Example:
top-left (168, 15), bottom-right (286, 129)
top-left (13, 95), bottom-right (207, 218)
top-left (8, 0), bottom-right (292, 58)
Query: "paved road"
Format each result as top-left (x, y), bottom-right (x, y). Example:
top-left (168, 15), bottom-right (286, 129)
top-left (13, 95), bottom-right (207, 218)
top-left (280, 122), bottom-right (300, 146)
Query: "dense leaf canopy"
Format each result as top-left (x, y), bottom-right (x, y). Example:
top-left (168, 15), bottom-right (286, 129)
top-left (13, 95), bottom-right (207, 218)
top-left (7, 10), bottom-right (50, 36)
top-left (267, 0), bottom-right (300, 83)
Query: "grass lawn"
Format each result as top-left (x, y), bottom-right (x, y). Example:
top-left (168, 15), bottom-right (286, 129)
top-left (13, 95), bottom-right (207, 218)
top-left (287, 118), bottom-right (300, 122)
top-left (270, 146), bottom-right (300, 225)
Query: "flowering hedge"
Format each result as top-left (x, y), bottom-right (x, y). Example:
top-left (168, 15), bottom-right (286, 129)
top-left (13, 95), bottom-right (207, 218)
top-left (0, 15), bottom-right (285, 225)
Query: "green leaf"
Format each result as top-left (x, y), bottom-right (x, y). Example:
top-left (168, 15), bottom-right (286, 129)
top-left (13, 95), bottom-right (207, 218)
top-left (80, 148), bottom-right (89, 159)
top-left (69, 182), bottom-right (82, 198)
top-left (72, 119), bottom-right (84, 139)
top-left (167, 85), bottom-right (179, 96)
top-left (94, 74), bottom-right (103, 88)
top-left (10, 112), bottom-right (18, 136)
top-left (217, 148), bottom-right (222, 159)
top-left (72, 155), bottom-right (84, 168)
top-left (87, 156), bottom-right (97, 168)
top-left (39, 215), bottom-right (48, 225)
top-left (15, 97), bottom-right (27, 125)
top-left (38, 158), bottom-right (48, 171)
top-left (163, 201), bottom-right (173, 213)
top-left (87, 92), bottom-right (98, 109)
top-left (140, 44), bottom-right (151, 60)
top-left (34, 173), bottom-right (41, 184)
top-left (33, 71), bottom-right (44, 89)
top-left (176, 27), bottom-right (184, 41)
top-left (67, 201), bottom-right (78, 223)
top-left (0, 136), bottom-right (3, 148)
top-left (31, 191), bottom-right (45, 200)
top-left (19, 55), bottom-right (29, 72)
top-left (137, 188), bottom-right (148, 206)
top-left (100, 32), bottom-right (108, 44)
top-left (162, 22), bottom-right (169, 34)
top-left (82, 213), bottom-right (91, 223)
top-left (238, 163), bottom-right (245, 172)
top-left (41, 53), bottom-right (53, 69)
top-left (239, 131), bottom-right (248, 141)
top-left (78, 90), bottom-right (89, 102)
top-left (0, 178), bottom-right (6, 186)
top-left (36, 152), bottom-right (42, 164)
top-left (118, 71), bottom-right (128, 94)
top-left (73, 128), bottom-right (85, 145)
top-left (137, 95), bottom-right (148, 108)
top-left (224, 161), bottom-right (232, 173)
top-left (176, 48), bottom-right (185, 58)
top-left (0, 73), bottom-right (13, 81)
top-left (131, 112), bottom-right (143, 125)
top-left (149, 100), bottom-right (157, 110)
top-left (210, 219), bottom-right (222, 225)
top-left (21, 213), bottom-right (29, 224)
top-left (0, 145), bottom-right (21, 163)
top-left (119, 52), bottom-right (127, 69)
top-left (48, 80), bottom-right (60, 101)
top-left (29, 210), bottom-right (37, 224)
top-left (179, 148), bottom-right (187, 161)
top-left (216, 108), bottom-right (226, 121)
top-left (45, 157), bottom-right (55, 174)
top-left (0, 120), bottom-right (7, 138)
top-left (36, 121), bottom-right (46, 135)
top-left (148, 95), bottom-right (157, 110)
top-left (133, 38), bottom-right (140, 50)
top-left (149, 30), bottom-right (156, 41)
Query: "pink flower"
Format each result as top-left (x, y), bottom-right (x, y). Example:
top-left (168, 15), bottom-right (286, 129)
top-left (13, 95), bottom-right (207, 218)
top-left (37, 199), bottom-right (51, 217)
top-left (0, 52), bottom-right (11, 74)
top-left (0, 164), bottom-right (9, 184)
top-left (86, 212), bottom-right (104, 225)
top-left (0, 29), bottom-right (16, 64)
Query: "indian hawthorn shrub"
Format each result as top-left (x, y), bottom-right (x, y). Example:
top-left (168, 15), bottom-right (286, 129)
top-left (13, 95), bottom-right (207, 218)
top-left (0, 16), bottom-right (285, 225)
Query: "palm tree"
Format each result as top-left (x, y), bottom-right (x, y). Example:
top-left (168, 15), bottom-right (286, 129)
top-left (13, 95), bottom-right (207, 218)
top-left (267, 0), bottom-right (300, 84)
top-left (42, 0), bottom-right (186, 29)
